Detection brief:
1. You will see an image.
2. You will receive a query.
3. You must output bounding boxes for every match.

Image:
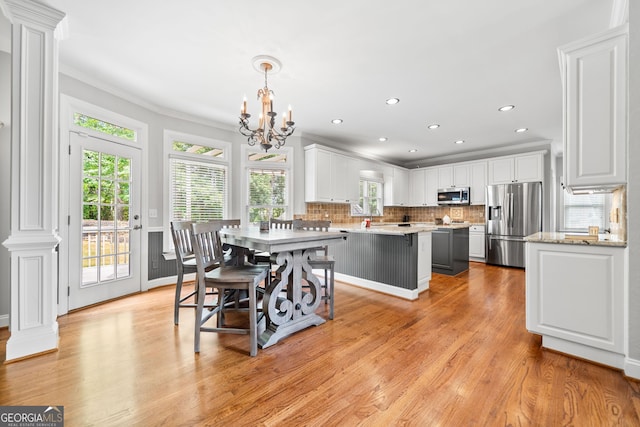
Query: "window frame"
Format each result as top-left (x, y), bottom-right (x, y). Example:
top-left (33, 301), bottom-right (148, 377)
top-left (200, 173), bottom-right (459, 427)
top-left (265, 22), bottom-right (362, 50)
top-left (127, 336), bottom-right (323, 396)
top-left (352, 172), bottom-right (384, 217)
top-left (163, 130), bottom-right (231, 250)
top-left (558, 188), bottom-right (612, 233)
top-left (241, 145), bottom-right (294, 225)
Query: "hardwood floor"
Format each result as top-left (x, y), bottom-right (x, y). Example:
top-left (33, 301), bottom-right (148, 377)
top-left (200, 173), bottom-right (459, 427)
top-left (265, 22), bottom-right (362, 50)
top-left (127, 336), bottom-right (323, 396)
top-left (1, 262), bottom-right (639, 426)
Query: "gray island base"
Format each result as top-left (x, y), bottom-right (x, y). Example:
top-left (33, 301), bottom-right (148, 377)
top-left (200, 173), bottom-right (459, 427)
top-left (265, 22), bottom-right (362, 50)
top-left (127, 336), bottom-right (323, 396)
top-left (329, 226), bottom-right (432, 300)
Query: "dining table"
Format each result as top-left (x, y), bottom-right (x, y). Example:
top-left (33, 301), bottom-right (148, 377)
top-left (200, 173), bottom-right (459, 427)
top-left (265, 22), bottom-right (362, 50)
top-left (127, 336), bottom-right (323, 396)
top-left (219, 226), bottom-right (347, 348)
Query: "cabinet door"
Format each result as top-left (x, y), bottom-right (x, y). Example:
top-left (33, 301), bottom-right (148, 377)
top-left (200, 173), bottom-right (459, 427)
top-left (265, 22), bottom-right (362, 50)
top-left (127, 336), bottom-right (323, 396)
top-left (469, 161), bottom-right (487, 205)
top-left (514, 153), bottom-right (543, 183)
top-left (526, 242), bottom-right (625, 357)
top-left (305, 148), bottom-right (333, 202)
top-left (437, 166), bottom-right (454, 188)
top-left (385, 167), bottom-right (409, 206)
top-left (488, 157), bottom-right (514, 184)
top-left (409, 169), bottom-right (426, 206)
top-left (332, 153), bottom-right (359, 203)
top-left (425, 168), bottom-right (439, 206)
top-left (563, 27), bottom-right (627, 190)
top-left (469, 232), bottom-right (485, 259)
top-left (453, 164), bottom-right (470, 187)
top-left (394, 168), bottom-right (409, 206)
top-left (431, 229), bottom-right (452, 270)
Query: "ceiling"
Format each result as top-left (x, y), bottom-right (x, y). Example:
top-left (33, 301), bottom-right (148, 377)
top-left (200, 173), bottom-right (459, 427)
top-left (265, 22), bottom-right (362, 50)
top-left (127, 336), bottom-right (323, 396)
top-left (2, 1), bottom-right (616, 166)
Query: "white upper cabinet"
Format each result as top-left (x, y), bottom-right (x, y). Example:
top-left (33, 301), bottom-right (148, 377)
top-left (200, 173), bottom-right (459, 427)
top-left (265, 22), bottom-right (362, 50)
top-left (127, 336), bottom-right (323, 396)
top-left (559, 25), bottom-right (627, 192)
top-left (409, 169), bottom-right (427, 206)
top-left (384, 166), bottom-right (409, 206)
top-left (437, 164), bottom-right (470, 188)
top-left (425, 168), bottom-right (439, 206)
top-left (410, 167), bottom-right (441, 206)
top-left (469, 161), bottom-right (487, 205)
top-left (488, 152), bottom-right (543, 185)
top-left (437, 166), bottom-right (454, 188)
top-left (305, 145), bottom-right (359, 203)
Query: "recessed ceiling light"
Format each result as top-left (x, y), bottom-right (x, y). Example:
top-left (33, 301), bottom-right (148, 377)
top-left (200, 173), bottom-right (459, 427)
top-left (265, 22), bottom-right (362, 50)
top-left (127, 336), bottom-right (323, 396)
top-left (454, 140), bottom-right (465, 144)
top-left (498, 105), bottom-right (515, 112)
top-left (409, 149), bottom-right (418, 153)
top-left (331, 119), bottom-right (343, 124)
top-left (385, 98), bottom-right (400, 105)
top-left (515, 127), bottom-right (528, 133)
top-left (427, 124), bottom-right (440, 129)
top-left (378, 137), bottom-right (388, 142)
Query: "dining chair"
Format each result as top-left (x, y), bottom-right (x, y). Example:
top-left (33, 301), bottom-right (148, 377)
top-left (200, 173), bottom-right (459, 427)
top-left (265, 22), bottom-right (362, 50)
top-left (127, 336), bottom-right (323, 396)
top-left (171, 220), bottom-right (208, 325)
top-left (171, 219), bottom-right (243, 325)
top-left (292, 219), bottom-right (336, 320)
top-left (250, 218), bottom-right (293, 265)
top-left (191, 220), bottom-right (269, 356)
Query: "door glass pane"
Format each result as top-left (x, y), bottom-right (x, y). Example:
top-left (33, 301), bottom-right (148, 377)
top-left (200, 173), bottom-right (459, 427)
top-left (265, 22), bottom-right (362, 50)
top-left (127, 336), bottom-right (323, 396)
top-left (81, 148), bottom-right (133, 286)
top-left (117, 157), bottom-right (130, 180)
top-left (100, 256), bottom-right (115, 281)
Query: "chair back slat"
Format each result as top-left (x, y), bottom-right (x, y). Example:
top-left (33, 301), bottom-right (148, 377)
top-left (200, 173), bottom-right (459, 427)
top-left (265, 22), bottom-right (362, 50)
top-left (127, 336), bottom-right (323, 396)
top-left (218, 219), bottom-right (241, 229)
top-left (191, 222), bottom-right (225, 275)
top-left (170, 221), bottom-right (195, 264)
top-left (270, 218), bottom-right (293, 229)
top-left (293, 219), bottom-right (331, 232)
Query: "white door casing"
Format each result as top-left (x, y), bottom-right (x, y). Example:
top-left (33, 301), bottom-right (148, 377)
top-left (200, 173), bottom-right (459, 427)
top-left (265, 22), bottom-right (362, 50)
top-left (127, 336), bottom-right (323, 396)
top-left (68, 132), bottom-right (142, 309)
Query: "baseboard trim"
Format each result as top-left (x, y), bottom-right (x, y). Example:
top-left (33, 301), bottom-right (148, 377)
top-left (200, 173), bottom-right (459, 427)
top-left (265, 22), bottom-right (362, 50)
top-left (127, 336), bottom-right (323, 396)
top-left (335, 272), bottom-right (428, 300)
top-left (624, 357), bottom-right (640, 380)
top-left (0, 314), bottom-right (8, 328)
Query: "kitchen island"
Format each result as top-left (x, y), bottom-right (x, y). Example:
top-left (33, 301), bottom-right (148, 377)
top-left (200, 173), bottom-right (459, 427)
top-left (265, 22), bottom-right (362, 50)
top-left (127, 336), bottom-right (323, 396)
top-left (329, 223), bottom-right (435, 300)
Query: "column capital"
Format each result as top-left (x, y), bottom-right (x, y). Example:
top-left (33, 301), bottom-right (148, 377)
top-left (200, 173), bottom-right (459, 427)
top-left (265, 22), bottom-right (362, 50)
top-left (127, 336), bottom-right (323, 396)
top-left (4, 0), bottom-right (65, 30)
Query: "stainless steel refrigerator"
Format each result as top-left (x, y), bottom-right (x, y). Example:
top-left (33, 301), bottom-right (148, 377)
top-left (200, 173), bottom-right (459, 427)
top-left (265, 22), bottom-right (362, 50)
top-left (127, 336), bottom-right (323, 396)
top-left (485, 182), bottom-right (542, 268)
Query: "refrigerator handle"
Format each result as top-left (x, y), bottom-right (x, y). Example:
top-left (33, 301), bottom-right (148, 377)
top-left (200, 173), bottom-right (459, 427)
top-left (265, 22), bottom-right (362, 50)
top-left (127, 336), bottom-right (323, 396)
top-left (508, 193), bottom-right (514, 228)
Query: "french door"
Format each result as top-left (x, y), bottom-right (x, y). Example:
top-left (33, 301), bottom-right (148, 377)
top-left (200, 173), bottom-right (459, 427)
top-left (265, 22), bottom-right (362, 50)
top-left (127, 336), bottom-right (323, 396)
top-left (68, 132), bottom-right (142, 309)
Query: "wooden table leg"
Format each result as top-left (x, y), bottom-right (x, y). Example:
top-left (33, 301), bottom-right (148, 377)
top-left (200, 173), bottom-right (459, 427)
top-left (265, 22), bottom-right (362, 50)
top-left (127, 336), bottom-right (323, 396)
top-left (259, 248), bottom-right (325, 348)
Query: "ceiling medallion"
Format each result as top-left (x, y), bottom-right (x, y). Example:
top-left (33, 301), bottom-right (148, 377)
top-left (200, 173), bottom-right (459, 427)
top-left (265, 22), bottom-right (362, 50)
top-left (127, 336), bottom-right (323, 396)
top-left (239, 55), bottom-right (295, 152)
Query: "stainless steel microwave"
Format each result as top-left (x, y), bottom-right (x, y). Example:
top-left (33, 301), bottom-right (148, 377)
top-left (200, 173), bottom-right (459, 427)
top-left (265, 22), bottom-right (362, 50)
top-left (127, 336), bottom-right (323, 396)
top-left (437, 187), bottom-right (470, 205)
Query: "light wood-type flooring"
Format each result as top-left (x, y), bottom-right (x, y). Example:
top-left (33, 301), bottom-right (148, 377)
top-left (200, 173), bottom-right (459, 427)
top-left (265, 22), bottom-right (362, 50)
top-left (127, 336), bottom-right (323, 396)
top-left (2, 262), bottom-right (640, 426)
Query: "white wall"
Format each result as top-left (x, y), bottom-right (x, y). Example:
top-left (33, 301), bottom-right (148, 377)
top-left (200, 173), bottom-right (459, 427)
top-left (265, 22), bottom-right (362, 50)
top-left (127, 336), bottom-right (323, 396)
top-left (0, 50), bottom-right (10, 326)
top-left (59, 74), bottom-right (243, 227)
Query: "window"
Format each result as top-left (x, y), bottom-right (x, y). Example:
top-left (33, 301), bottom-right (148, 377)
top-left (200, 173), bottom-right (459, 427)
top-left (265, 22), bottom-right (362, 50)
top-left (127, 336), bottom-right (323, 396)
top-left (170, 158), bottom-right (226, 221)
top-left (561, 191), bottom-right (610, 232)
top-left (243, 146), bottom-right (292, 225)
top-left (74, 112), bottom-right (137, 141)
top-left (165, 131), bottom-right (230, 229)
top-left (352, 173), bottom-right (384, 217)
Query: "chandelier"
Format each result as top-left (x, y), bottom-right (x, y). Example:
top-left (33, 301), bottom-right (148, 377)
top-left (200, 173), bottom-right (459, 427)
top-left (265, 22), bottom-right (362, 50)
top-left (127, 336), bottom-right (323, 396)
top-left (239, 56), bottom-right (295, 152)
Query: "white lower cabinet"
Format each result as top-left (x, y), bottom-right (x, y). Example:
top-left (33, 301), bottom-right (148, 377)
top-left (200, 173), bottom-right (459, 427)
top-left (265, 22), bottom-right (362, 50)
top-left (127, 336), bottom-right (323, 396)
top-left (525, 241), bottom-right (627, 369)
top-left (468, 225), bottom-right (485, 261)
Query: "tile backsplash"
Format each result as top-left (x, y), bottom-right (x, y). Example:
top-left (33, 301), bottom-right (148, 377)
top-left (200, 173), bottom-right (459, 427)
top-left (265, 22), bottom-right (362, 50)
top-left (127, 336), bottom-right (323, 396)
top-left (298, 203), bottom-right (485, 224)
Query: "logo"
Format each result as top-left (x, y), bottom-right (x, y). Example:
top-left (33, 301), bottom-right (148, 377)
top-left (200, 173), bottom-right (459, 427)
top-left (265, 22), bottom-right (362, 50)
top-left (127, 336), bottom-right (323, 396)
top-left (0, 406), bottom-right (64, 427)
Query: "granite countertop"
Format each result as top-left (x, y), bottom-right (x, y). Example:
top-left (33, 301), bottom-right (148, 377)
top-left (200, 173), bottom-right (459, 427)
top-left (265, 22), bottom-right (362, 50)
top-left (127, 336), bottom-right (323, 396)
top-left (329, 222), bottom-right (471, 235)
top-left (524, 231), bottom-right (627, 247)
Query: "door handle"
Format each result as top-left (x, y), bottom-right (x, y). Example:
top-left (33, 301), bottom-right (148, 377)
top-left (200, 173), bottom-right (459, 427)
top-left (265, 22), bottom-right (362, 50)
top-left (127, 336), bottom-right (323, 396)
top-left (133, 225), bottom-right (143, 230)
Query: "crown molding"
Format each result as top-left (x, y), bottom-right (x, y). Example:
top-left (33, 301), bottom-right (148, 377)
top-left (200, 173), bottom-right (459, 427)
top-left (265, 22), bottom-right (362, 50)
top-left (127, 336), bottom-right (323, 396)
top-left (403, 139), bottom-right (553, 169)
top-left (59, 65), bottom-right (236, 132)
top-left (610, 0), bottom-right (628, 28)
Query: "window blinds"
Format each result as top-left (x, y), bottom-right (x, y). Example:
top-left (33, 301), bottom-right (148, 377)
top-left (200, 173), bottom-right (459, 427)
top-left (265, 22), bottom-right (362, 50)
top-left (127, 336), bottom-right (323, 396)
top-left (170, 157), bottom-right (226, 221)
top-left (563, 192), bottom-right (606, 230)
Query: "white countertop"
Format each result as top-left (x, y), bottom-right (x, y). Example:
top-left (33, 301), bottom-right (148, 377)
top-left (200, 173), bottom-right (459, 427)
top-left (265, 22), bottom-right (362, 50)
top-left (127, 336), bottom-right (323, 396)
top-left (524, 231), bottom-right (627, 247)
top-left (329, 222), bottom-right (471, 235)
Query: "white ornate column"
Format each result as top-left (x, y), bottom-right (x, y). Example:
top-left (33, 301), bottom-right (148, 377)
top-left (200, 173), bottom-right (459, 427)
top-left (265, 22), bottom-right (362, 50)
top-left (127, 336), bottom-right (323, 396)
top-left (1, 0), bottom-right (65, 361)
